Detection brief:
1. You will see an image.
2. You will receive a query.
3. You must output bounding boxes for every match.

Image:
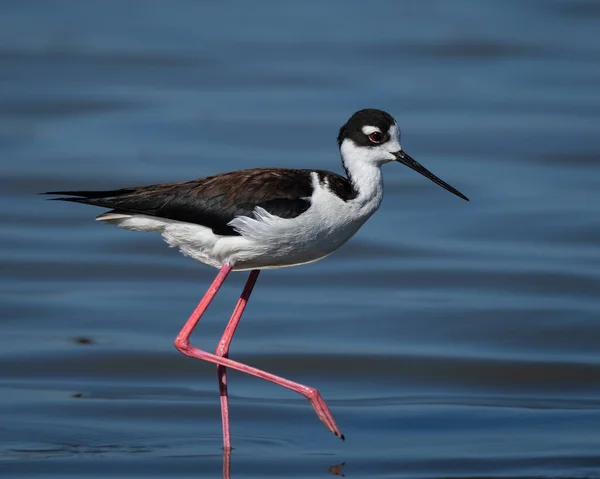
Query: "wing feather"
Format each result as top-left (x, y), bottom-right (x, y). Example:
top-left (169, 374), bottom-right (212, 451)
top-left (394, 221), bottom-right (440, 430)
top-left (44, 168), bottom-right (323, 236)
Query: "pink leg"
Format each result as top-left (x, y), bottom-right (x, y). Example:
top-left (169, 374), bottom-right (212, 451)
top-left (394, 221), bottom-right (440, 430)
top-left (174, 264), bottom-right (344, 451)
top-left (216, 270), bottom-right (260, 451)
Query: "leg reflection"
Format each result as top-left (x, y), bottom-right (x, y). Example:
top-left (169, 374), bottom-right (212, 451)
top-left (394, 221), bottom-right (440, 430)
top-left (221, 450), bottom-right (344, 478)
top-left (328, 462), bottom-right (345, 477)
top-left (223, 448), bottom-right (231, 479)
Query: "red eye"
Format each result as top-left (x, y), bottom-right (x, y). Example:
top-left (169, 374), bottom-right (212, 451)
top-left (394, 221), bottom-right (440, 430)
top-left (369, 131), bottom-right (383, 144)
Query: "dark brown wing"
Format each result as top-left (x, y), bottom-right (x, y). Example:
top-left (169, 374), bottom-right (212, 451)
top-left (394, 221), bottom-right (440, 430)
top-left (44, 168), bottom-right (320, 236)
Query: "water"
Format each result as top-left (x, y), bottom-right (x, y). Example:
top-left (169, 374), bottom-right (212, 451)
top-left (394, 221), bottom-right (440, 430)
top-left (1, 1), bottom-right (600, 478)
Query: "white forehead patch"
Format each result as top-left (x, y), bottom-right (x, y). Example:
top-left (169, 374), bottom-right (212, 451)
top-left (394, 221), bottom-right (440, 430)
top-left (361, 125), bottom-right (381, 135)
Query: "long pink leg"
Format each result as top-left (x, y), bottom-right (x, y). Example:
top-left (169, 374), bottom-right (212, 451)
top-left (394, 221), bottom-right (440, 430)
top-left (216, 269), bottom-right (260, 451)
top-left (174, 264), bottom-right (344, 450)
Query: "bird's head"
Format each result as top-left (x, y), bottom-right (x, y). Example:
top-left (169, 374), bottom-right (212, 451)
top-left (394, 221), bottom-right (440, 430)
top-left (338, 109), bottom-right (468, 201)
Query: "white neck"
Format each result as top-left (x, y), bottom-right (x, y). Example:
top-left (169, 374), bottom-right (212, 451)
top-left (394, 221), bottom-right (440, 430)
top-left (340, 140), bottom-right (385, 210)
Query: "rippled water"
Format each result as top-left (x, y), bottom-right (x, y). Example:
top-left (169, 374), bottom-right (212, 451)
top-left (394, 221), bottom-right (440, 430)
top-left (2, 1), bottom-right (600, 478)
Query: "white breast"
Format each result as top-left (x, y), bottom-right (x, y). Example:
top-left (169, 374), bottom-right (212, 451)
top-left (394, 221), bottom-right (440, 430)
top-left (224, 168), bottom-right (383, 270)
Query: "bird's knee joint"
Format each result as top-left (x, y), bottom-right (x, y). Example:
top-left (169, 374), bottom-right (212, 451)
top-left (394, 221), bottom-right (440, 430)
top-left (305, 387), bottom-right (319, 399)
top-left (174, 337), bottom-right (189, 352)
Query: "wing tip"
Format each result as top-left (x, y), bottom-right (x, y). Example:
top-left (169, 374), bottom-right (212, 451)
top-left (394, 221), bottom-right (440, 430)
top-left (44, 197), bottom-right (85, 203)
top-left (41, 191), bottom-right (88, 202)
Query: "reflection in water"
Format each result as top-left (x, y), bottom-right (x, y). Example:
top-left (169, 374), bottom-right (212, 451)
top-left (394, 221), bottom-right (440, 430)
top-left (223, 450), bottom-right (230, 479)
top-left (327, 463), bottom-right (346, 477)
top-left (221, 451), bottom-right (346, 479)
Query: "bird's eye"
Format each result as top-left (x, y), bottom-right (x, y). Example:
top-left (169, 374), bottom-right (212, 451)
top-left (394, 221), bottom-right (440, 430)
top-left (369, 131), bottom-right (383, 144)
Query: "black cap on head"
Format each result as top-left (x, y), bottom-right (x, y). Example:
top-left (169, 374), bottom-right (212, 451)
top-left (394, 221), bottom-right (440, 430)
top-left (337, 109), bottom-right (396, 147)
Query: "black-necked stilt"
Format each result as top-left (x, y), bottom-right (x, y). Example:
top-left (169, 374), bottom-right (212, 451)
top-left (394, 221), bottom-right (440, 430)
top-left (45, 108), bottom-right (468, 450)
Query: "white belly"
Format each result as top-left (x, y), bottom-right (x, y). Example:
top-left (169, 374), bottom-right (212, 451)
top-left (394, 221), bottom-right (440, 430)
top-left (225, 203), bottom-right (371, 271)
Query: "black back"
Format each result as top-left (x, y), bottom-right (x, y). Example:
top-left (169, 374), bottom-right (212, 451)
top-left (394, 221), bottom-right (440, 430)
top-left (45, 168), bottom-right (356, 236)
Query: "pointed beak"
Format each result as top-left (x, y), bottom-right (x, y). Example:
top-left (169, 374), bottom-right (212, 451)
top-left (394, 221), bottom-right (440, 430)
top-left (393, 150), bottom-right (469, 201)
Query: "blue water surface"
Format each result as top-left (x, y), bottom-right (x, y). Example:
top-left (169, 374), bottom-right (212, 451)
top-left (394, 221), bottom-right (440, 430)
top-left (1, 1), bottom-right (600, 478)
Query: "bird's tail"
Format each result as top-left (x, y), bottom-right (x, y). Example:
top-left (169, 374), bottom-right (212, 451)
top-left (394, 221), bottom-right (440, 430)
top-left (42, 189), bottom-right (128, 205)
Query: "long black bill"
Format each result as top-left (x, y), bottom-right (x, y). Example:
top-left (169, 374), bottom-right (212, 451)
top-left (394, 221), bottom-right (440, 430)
top-left (393, 150), bottom-right (469, 201)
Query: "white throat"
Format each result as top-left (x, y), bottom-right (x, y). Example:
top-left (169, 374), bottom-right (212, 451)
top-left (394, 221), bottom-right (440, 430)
top-left (339, 140), bottom-right (385, 208)
top-left (338, 122), bottom-right (401, 206)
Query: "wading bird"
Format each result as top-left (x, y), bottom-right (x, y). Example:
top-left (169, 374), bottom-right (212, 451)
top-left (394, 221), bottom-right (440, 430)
top-left (46, 109), bottom-right (468, 450)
